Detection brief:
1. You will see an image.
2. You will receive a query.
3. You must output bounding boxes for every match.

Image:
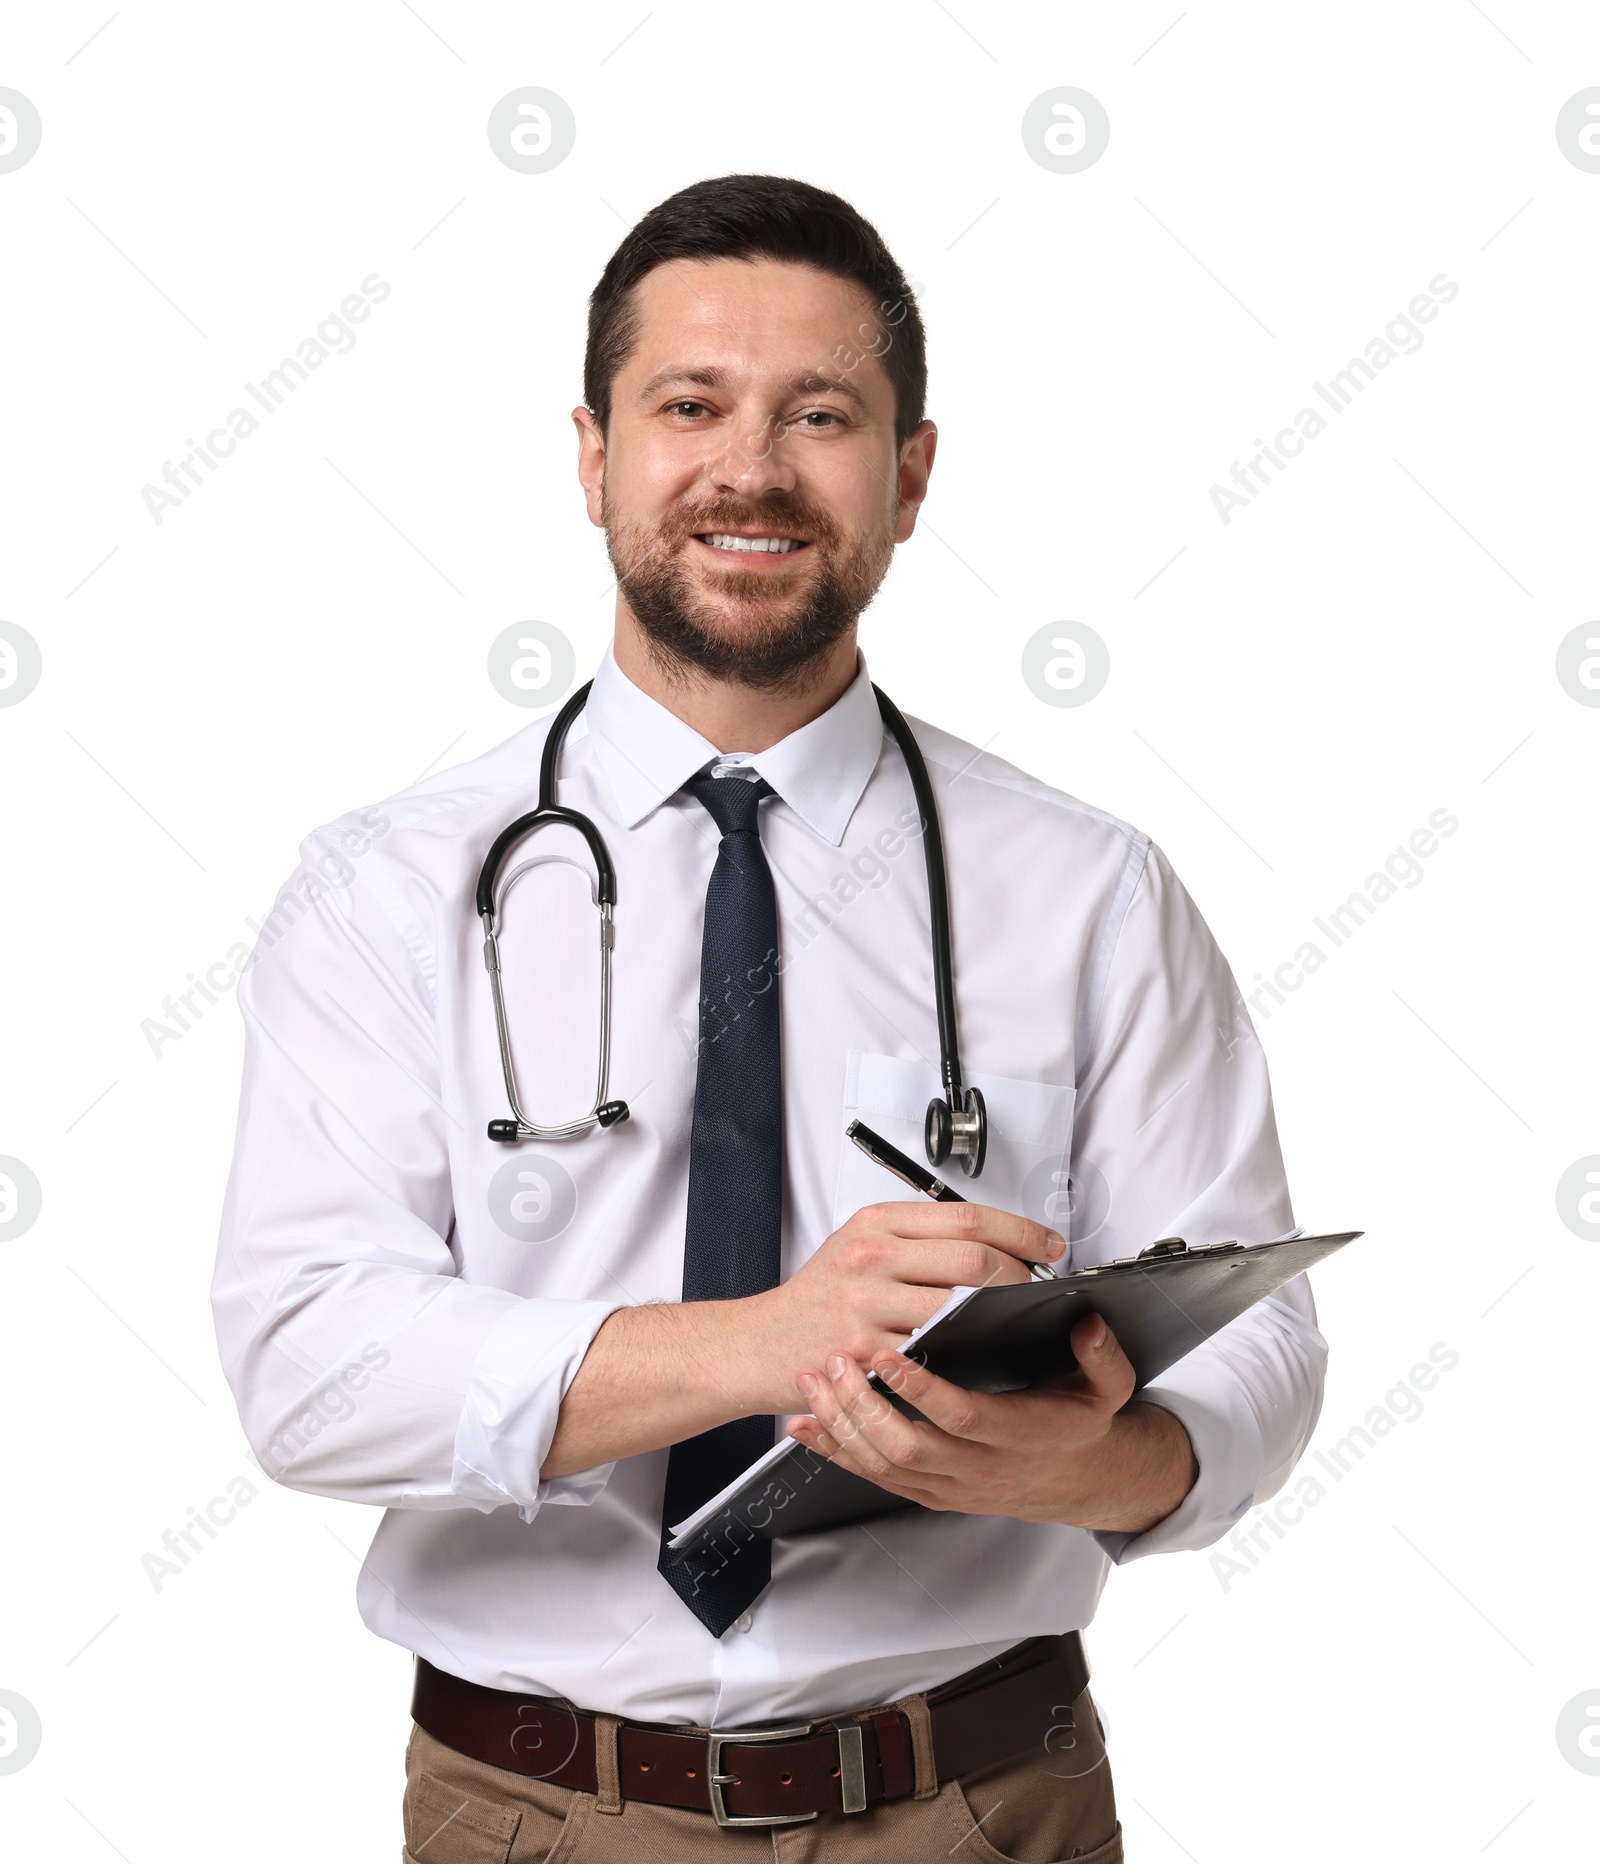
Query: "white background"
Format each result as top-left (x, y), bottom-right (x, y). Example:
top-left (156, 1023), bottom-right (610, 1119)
top-left (1, 2), bottom-right (1597, 1858)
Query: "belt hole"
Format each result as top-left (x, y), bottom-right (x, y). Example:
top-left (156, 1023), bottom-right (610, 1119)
top-left (686, 1767), bottom-right (697, 1778)
top-left (831, 1766), bottom-right (840, 1778)
top-left (780, 1772), bottom-right (792, 1785)
top-left (639, 1762), bottom-right (651, 1773)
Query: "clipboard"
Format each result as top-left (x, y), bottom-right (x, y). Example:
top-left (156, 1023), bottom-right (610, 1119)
top-left (666, 1157), bottom-right (1358, 1564)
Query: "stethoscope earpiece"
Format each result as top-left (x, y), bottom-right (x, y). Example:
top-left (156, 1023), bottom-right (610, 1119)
top-left (488, 1102), bottom-right (629, 1144)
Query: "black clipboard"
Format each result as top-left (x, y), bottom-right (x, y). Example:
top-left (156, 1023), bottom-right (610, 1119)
top-left (666, 1218), bottom-right (1357, 1565)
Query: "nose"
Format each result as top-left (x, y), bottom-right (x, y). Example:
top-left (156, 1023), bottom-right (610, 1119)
top-left (706, 407), bottom-right (798, 502)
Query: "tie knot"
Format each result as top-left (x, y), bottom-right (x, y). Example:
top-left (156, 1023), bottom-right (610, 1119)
top-left (685, 766), bottom-right (773, 837)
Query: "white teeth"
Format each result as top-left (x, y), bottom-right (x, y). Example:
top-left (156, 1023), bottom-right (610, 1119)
top-left (703, 533), bottom-right (801, 553)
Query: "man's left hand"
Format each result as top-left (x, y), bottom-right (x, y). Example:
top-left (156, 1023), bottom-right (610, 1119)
top-left (787, 1314), bottom-right (1199, 1536)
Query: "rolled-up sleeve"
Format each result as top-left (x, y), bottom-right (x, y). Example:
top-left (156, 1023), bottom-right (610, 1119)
top-left (1069, 841), bottom-right (1328, 1564)
top-left (210, 830), bottom-right (620, 1517)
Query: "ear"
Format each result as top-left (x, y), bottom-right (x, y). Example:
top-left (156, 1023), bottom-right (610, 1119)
top-left (894, 420), bottom-right (938, 543)
top-left (573, 406), bottom-right (607, 528)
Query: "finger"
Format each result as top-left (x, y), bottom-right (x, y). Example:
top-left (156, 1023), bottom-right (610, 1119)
top-left (1062, 1312), bottom-right (1136, 1409)
top-left (794, 1364), bottom-right (902, 1484)
top-left (808, 1356), bottom-right (968, 1488)
top-left (787, 1411), bottom-right (945, 1506)
top-left (797, 1362), bottom-right (899, 1465)
top-left (863, 1278), bottom-right (980, 1337)
top-left (785, 1415), bottom-right (843, 1460)
top-left (805, 1283), bottom-right (981, 1378)
top-left (864, 1200), bottom-right (1066, 1269)
top-left (879, 1238), bottom-right (1041, 1291)
top-left (870, 1351), bottom-right (992, 1441)
top-left (805, 1435), bottom-right (944, 1504)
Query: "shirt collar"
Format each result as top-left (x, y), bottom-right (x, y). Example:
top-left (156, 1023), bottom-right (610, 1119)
top-left (582, 642), bottom-right (885, 848)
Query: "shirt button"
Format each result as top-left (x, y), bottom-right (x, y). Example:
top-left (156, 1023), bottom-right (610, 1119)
top-left (731, 1611), bottom-right (753, 1633)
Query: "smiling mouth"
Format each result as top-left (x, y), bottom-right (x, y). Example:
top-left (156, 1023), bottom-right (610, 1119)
top-left (693, 532), bottom-right (810, 556)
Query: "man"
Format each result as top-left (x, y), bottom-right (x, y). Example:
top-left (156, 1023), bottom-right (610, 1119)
top-left (213, 174), bottom-right (1326, 1861)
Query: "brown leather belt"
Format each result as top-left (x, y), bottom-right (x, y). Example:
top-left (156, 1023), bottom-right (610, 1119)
top-left (412, 1632), bottom-right (1088, 1829)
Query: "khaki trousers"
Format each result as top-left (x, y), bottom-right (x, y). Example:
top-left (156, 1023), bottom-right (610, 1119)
top-left (401, 1684), bottom-right (1121, 1864)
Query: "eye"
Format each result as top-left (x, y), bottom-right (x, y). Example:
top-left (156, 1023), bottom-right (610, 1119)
top-left (666, 399), bottom-right (711, 419)
top-left (794, 409), bottom-right (844, 429)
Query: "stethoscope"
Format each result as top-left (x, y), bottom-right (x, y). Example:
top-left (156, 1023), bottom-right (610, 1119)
top-left (477, 679), bottom-right (989, 1178)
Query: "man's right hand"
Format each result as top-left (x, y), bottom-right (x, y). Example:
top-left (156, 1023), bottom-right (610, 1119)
top-left (541, 1200), bottom-right (1064, 1481)
top-left (735, 1201), bottom-right (1066, 1416)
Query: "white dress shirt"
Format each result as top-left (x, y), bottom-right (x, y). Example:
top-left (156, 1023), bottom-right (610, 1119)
top-left (212, 643), bottom-right (1327, 1726)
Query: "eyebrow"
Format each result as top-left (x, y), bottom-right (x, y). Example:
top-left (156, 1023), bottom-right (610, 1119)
top-left (635, 365), bottom-right (870, 412)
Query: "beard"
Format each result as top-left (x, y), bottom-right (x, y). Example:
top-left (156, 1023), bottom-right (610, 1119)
top-left (603, 485), bottom-right (896, 694)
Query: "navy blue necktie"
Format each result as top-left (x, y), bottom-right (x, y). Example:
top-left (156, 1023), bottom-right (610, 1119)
top-left (658, 766), bottom-right (782, 1636)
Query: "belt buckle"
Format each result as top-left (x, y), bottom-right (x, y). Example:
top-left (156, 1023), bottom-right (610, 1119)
top-left (705, 1720), bottom-right (819, 1829)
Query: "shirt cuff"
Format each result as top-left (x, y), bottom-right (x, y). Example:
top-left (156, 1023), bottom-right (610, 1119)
top-left (1092, 1360), bottom-right (1266, 1564)
top-left (451, 1296), bottom-right (622, 1518)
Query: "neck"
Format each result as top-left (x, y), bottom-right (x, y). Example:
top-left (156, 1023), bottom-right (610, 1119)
top-left (611, 608), bottom-right (860, 753)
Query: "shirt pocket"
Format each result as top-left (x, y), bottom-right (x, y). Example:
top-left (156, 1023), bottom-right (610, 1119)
top-left (833, 1051), bottom-right (1075, 1237)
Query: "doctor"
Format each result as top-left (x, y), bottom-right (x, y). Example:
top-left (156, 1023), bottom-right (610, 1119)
top-left (214, 174), bottom-right (1326, 1862)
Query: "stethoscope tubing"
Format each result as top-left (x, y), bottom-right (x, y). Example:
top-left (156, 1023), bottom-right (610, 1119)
top-left (476, 676), bottom-right (983, 1172)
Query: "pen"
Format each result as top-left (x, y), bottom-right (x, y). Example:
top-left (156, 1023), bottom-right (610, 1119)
top-left (845, 1119), bottom-right (1063, 1280)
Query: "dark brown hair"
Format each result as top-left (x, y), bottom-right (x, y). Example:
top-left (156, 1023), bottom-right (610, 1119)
top-left (583, 174), bottom-right (927, 449)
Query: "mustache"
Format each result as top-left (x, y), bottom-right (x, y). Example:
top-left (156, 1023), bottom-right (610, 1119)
top-left (660, 494), bottom-right (842, 549)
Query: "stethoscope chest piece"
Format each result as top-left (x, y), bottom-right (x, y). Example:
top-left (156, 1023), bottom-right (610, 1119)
top-left (925, 1084), bottom-right (987, 1178)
